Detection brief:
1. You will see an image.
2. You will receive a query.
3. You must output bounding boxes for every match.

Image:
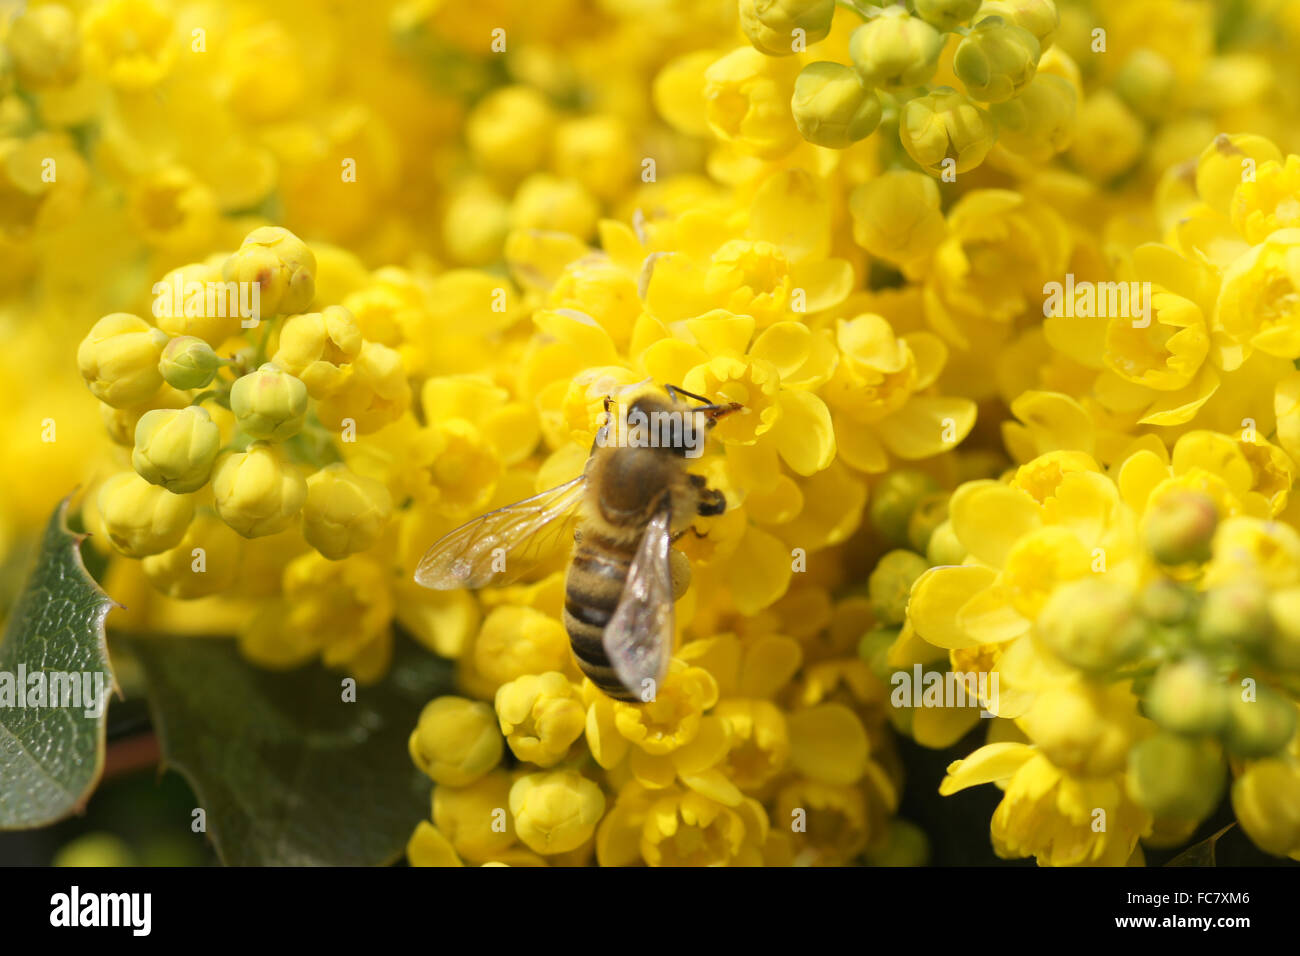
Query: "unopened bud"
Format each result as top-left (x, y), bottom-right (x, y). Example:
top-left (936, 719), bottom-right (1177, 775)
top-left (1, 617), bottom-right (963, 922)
top-left (848, 9), bottom-right (944, 90)
top-left (159, 335), bottom-right (221, 390)
top-left (869, 549), bottom-right (929, 626)
top-left (1114, 49), bottom-right (1175, 120)
top-left (1223, 684), bottom-right (1297, 759)
top-left (1198, 579), bottom-right (1272, 652)
top-left (791, 61), bottom-right (882, 149)
top-left (230, 363), bottom-right (309, 442)
top-left (1126, 732), bottom-right (1225, 823)
top-left (898, 87), bottom-right (996, 176)
top-left (1144, 489), bottom-right (1217, 565)
top-left (907, 492), bottom-right (949, 554)
top-left (914, 0), bottom-right (982, 31)
top-left (739, 0), bottom-right (835, 56)
top-left (953, 15), bottom-right (1040, 103)
top-left (1038, 578), bottom-right (1146, 674)
top-left (1146, 657), bottom-right (1228, 735)
top-left (870, 469), bottom-right (940, 547)
top-left (132, 405), bottom-right (222, 494)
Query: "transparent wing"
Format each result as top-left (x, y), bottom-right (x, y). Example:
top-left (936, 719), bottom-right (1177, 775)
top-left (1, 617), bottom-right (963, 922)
top-left (414, 475), bottom-right (587, 590)
top-left (603, 499), bottom-right (674, 697)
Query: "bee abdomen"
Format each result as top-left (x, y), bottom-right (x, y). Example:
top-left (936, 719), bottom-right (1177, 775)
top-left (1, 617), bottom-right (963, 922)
top-left (564, 544), bottom-right (639, 702)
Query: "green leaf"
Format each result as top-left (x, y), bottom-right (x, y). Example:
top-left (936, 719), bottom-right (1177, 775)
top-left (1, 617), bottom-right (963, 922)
top-left (121, 635), bottom-right (453, 865)
top-left (0, 497), bottom-right (119, 829)
top-left (1166, 822), bottom-right (1236, 867)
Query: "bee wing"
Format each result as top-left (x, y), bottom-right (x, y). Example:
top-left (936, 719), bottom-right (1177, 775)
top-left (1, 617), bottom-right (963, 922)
top-left (603, 499), bottom-right (674, 698)
top-left (414, 475), bottom-right (587, 590)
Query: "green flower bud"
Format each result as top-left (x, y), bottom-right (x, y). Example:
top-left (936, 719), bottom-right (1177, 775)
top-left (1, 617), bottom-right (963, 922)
top-left (869, 469), bottom-right (940, 547)
top-left (1144, 490), bottom-right (1217, 565)
top-left (1223, 683), bottom-right (1298, 759)
top-left (907, 492), bottom-right (949, 555)
top-left (898, 87), bottom-right (996, 175)
top-left (976, 0), bottom-right (1058, 50)
top-left (159, 335), bottom-right (221, 390)
top-left (77, 313), bottom-right (169, 408)
top-left (132, 406), bottom-right (222, 494)
top-left (212, 442), bottom-right (307, 538)
top-left (953, 15), bottom-right (1040, 103)
top-left (1138, 578), bottom-right (1196, 626)
top-left (1126, 733), bottom-right (1225, 823)
top-left (913, 0), bottom-right (982, 31)
top-left (1198, 579), bottom-right (1272, 653)
top-left (231, 363), bottom-right (309, 441)
top-left (1114, 49), bottom-right (1175, 121)
top-left (739, 0), bottom-right (835, 56)
top-left (987, 72), bottom-right (1075, 161)
top-left (858, 626), bottom-right (899, 683)
top-left (869, 549), bottom-right (929, 626)
top-left (1146, 658), bottom-right (1228, 735)
top-left (1038, 578), bottom-right (1146, 674)
top-left (791, 61), bottom-right (882, 149)
top-left (97, 472), bottom-right (194, 558)
top-left (864, 818), bottom-right (930, 867)
top-left (926, 519), bottom-right (967, 566)
top-left (848, 9), bottom-right (944, 90)
top-left (1267, 588), bottom-right (1300, 671)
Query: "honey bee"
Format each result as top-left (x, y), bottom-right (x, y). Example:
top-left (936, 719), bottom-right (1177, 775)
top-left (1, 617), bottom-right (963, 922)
top-left (414, 385), bottom-right (741, 702)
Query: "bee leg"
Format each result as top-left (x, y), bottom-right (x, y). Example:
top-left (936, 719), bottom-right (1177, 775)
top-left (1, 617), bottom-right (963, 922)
top-left (590, 395), bottom-right (615, 454)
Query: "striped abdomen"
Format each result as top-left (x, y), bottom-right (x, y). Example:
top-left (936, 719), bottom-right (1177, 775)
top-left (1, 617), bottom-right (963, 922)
top-left (564, 538), bottom-right (639, 702)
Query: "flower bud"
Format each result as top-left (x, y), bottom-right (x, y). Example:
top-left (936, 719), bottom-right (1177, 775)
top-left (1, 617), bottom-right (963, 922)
top-left (953, 16), bottom-right (1040, 103)
top-left (1126, 732), bottom-right (1225, 823)
top-left (231, 363), bottom-right (308, 441)
top-left (8, 4), bottom-right (80, 89)
top-left (1114, 49), bottom-right (1175, 120)
top-left (869, 549), bottom-right (929, 626)
top-left (849, 9), bottom-right (944, 90)
top-left (869, 469), bottom-right (940, 548)
top-left (132, 406), bottom-right (222, 493)
top-left (1267, 588), bottom-right (1300, 671)
top-left (1196, 133), bottom-right (1284, 216)
top-left (1138, 578), bottom-right (1196, 626)
top-left (1223, 684), bottom-right (1297, 759)
top-left (97, 472), bottom-right (194, 557)
top-left (211, 442), bottom-right (307, 538)
top-left (849, 170), bottom-right (947, 271)
top-left (465, 86), bottom-right (554, 179)
top-left (740, 0), bottom-right (835, 55)
top-left (409, 697), bottom-right (503, 787)
top-left (914, 0), bottom-right (982, 30)
top-left (141, 512), bottom-right (241, 599)
top-left (222, 226), bottom-right (315, 318)
top-left (1146, 658), bottom-right (1228, 735)
top-left (703, 47), bottom-right (802, 159)
top-left (77, 313), bottom-right (169, 407)
top-left (158, 335), bottom-right (221, 390)
top-left (1198, 579), bottom-right (1272, 652)
top-left (899, 87), bottom-right (996, 175)
top-left (976, 0), bottom-right (1058, 49)
top-left (1232, 759), bottom-right (1300, 857)
top-left (1019, 681), bottom-right (1135, 776)
top-left (1145, 489), bottom-right (1217, 565)
top-left (271, 306), bottom-right (363, 399)
top-left (926, 519), bottom-right (967, 566)
top-left (509, 770), bottom-right (605, 855)
top-left (791, 61), bottom-right (882, 149)
top-left (494, 672), bottom-right (586, 768)
top-left (858, 626), bottom-right (900, 683)
top-left (302, 464), bottom-right (393, 560)
top-left (987, 72), bottom-right (1075, 161)
top-left (1068, 91), bottom-right (1145, 182)
top-left (1038, 578), bottom-right (1146, 674)
top-left (907, 492), bottom-right (949, 554)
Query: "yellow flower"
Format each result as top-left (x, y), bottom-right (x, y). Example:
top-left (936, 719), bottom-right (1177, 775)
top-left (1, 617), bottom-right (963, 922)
top-left (611, 661), bottom-right (720, 756)
top-left (230, 364), bottom-right (309, 442)
top-left (409, 697), bottom-right (504, 787)
top-left (223, 226), bottom-right (317, 319)
top-left (302, 464), bottom-right (393, 560)
top-left (739, 0), bottom-right (835, 56)
top-left (703, 47), bottom-right (801, 159)
top-left (465, 85), bottom-right (555, 180)
top-left (848, 8), bottom-right (945, 90)
top-left (1230, 154), bottom-right (1300, 244)
top-left (639, 788), bottom-right (755, 866)
top-left (953, 14), bottom-right (1041, 103)
top-left (132, 406), bottom-right (222, 494)
top-left (211, 442), bottom-right (307, 538)
top-left (272, 306), bottom-right (363, 399)
top-left (1231, 759), bottom-right (1300, 858)
top-left (494, 672), bottom-right (586, 768)
top-left (77, 313), bottom-right (169, 408)
top-left (1216, 228), bottom-right (1300, 359)
top-left (96, 471), bottom-right (194, 558)
top-left (315, 341), bottom-right (411, 435)
top-left (151, 261), bottom-right (245, 348)
top-left (140, 512), bottom-right (241, 599)
top-left (509, 770), bottom-right (605, 855)
top-left (7, 5), bottom-right (81, 89)
top-left (849, 172), bottom-right (947, 276)
top-left (899, 87), bottom-right (997, 176)
top-left (81, 0), bottom-right (176, 90)
top-left (433, 771), bottom-right (517, 863)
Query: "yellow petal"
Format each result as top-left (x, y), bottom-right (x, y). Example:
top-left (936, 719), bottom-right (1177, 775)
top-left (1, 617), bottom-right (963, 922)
top-left (938, 742), bottom-right (1035, 795)
top-left (785, 704), bottom-right (869, 785)
top-left (749, 168), bottom-right (831, 262)
top-left (835, 414), bottom-right (889, 472)
top-left (908, 565), bottom-right (997, 650)
top-left (586, 698), bottom-right (630, 769)
top-left (750, 322), bottom-right (813, 378)
top-left (772, 390), bottom-right (836, 475)
top-left (877, 396), bottom-right (977, 459)
top-left (949, 480), bottom-right (1042, 567)
top-left (956, 586), bottom-right (1031, 644)
top-left (723, 523), bottom-right (793, 615)
top-left (686, 310), bottom-right (755, 357)
top-left (791, 258), bottom-right (854, 313)
top-left (407, 822), bottom-right (465, 867)
top-left (913, 704), bottom-right (982, 749)
top-left (638, 337), bottom-right (707, 388)
top-left (739, 635), bottom-right (803, 697)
